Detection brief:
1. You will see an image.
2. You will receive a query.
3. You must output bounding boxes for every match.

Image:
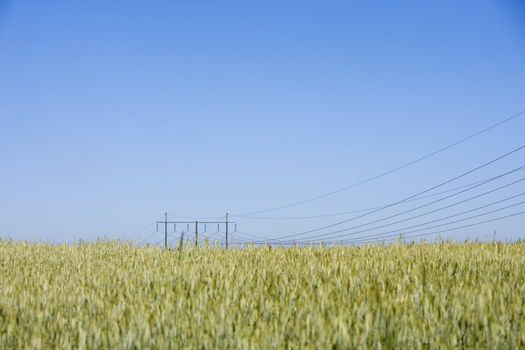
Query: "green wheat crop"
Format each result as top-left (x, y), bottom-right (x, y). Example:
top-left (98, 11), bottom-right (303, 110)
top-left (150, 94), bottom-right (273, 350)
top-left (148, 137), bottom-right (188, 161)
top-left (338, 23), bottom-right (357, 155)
top-left (0, 240), bottom-right (524, 349)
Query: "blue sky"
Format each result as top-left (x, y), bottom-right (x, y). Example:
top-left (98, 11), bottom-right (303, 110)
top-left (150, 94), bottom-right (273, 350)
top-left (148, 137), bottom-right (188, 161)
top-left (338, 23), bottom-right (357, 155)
top-left (1, 0), bottom-right (524, 244)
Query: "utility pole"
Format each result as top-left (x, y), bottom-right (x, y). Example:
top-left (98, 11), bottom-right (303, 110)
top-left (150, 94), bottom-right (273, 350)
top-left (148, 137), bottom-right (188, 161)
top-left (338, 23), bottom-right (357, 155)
top-left (156, 215), bottom-right (236, 250)
top-left (164, 212), bottom-right (168, 249)
top-left (195, 221), bottom-right (198, 247)
top-left (225, 213), bottom-right (229, 249)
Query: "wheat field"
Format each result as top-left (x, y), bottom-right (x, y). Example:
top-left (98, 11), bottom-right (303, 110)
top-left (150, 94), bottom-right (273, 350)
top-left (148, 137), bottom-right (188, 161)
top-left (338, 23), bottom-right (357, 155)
top-left (0, 240), bottom-right (524, 349)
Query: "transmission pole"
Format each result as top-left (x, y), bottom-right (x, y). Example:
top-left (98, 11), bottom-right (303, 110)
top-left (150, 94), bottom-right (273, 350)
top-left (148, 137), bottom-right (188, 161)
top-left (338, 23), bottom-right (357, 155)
top-left (164, 212), bottom-right (168, 249)
top-left (156, 215), bottom-right (235, 250)
top-left (225, 212), bottom-right (229, 249)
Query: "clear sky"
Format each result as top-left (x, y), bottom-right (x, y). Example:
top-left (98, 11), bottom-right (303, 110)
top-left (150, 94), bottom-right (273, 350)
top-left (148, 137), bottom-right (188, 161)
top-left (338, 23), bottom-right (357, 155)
top-left (1, 0), bottom-right (524, 245)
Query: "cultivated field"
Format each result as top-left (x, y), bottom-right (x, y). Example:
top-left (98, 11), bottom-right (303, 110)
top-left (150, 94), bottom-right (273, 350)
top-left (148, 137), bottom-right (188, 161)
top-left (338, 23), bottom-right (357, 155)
top-left (0, 241), bottom-right (524, 349)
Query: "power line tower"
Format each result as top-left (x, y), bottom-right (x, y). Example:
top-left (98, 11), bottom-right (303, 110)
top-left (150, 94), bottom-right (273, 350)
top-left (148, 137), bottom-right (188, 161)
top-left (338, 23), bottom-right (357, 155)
top-left (157, 213), bottom-right (236, 249)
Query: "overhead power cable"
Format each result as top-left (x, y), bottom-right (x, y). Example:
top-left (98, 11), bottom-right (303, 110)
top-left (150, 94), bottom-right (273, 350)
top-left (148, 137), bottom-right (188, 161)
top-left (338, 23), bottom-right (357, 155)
top-left (292, 191), bottom-right (525, 245)
top-left (233, 178), bottom-right (504, 220)
top-left (346, 209), bottom-right (525, 245)
top-left (270, 169), bottom-right (525, 244)
top-left (257, 144), bottom-right (525, 242)
top-left (339, 195), bottom-right (525, 244)
top-left (139, 230), bottom-right (161, 246)
top-left (234, 109), bottom-right (525, 217)
top-left (239, 208), bottom-right (525, 247)
top-left (154, 235), bottom-right (167, 246)
top-left (131, 216), bottom-right (164, 242)
top-left (234, 230), bottom-right (271, 241)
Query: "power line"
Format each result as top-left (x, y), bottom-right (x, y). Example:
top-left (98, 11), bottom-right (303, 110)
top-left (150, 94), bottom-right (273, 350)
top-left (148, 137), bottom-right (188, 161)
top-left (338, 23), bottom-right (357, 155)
top-left (154, 234), bottom-right (169, 246)
top-left (269, 169), bottom-right (525, 244)
top-left (130, 216), bottom-right (163, 241)
top-left (138, 229), bottom-right (161, 246)
top-left (238, 208), bottom-right (525, 247)
top-left (234, 230), bottom-right (270, 241)
top-left (344, 196), bottom-right (525, 244)
top-left (232, 178), bottom-right (504, 220)
top-left (297, 192), bottom-right (525, 245)
top-left (234, 109), bottom-right (525, 217)
top-left (201, 224), bottom-right (224, 240)
top-left (259, 145), bottom-right (525, 242)
top-left (346, 208), bottom-right (525, 245)
top-left (140, 225), bottom-right (186, 247)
